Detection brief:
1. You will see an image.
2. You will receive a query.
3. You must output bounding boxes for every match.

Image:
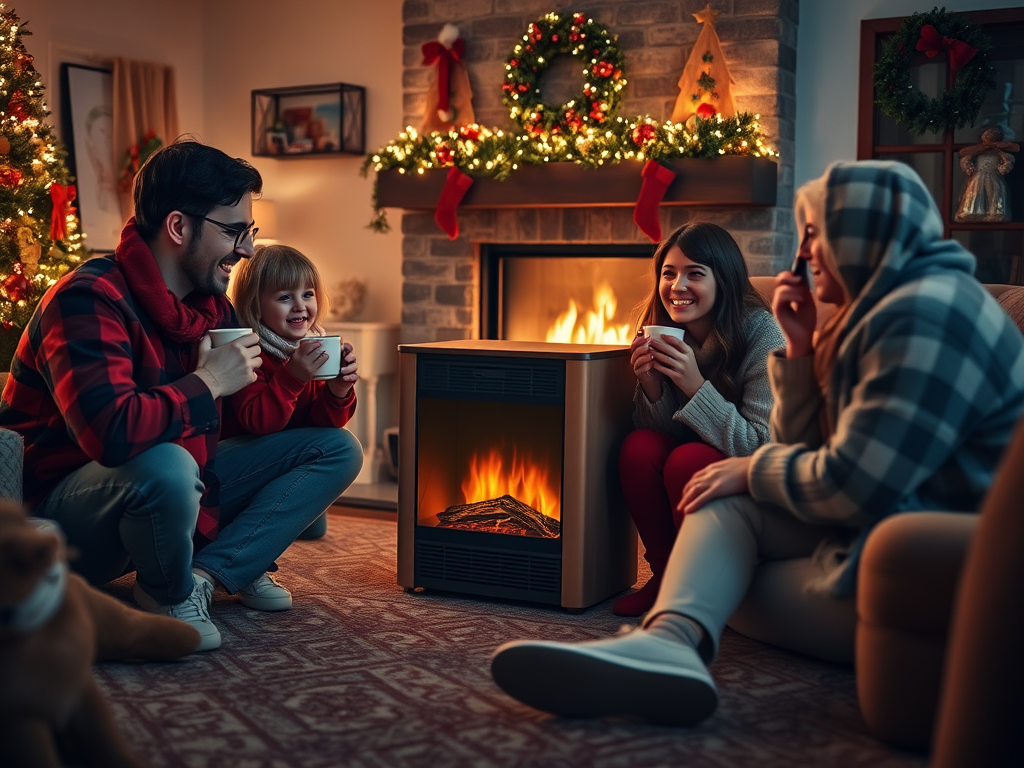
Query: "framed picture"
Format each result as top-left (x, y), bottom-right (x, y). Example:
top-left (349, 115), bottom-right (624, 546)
top-left (60, 63), bottom-right (123, 252)
top-left (252, 83), bottom-right (365, 158)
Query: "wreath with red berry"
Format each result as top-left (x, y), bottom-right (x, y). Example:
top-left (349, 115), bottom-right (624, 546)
top-left (873, 8), bottom-right (995, 136)
top-left (502, 10), bottom-right (626, 135)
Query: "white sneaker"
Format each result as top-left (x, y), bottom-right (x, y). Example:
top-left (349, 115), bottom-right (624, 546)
top-left (238, 572), bottom-right (292, 612)
top-left (490, 629), bottom-right (718, 726)
top-left (133, 573), bottom-right (220, 652)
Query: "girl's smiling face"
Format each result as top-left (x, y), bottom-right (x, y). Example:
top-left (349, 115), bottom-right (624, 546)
top-left (259, 283), bottom-right (318, 342)
top-left (658, 246), bottom-right (717, 336)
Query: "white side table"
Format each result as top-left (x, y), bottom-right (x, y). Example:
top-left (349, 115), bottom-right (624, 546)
top-left (322, 321), bottom-right (400, 484)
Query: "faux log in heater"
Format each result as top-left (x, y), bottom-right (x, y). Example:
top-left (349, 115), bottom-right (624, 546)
top-left (396, 340), bottom-right (637, 608)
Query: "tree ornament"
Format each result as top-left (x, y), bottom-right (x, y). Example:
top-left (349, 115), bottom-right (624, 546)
top-left (0, 164), bottom-right (22, 187)
top-left (671, 5), bottom-right (737, 124)
top-left (421, 24), bottom-right (476, 133)
top-left (503, 11), bottom-right (626, 135)
top-left (0, 136), bottom-right (10, 155)
top-left (874, 8), bottom-right (996, 136)
top-left (2, 266), bottom-right (31, 303)
top-left (8, 90), bottom-right (29, 121)
top-left (16, 226), bottom-right (42, 276)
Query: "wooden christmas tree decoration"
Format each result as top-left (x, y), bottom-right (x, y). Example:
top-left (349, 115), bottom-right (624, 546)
top-left (670, 5), bottom-right (738, 124)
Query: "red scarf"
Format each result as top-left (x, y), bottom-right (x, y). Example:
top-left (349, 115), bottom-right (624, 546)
top-left (116, 218), bottom-right (231, 543)
top-left (115, 218), bottom-right (232, 342)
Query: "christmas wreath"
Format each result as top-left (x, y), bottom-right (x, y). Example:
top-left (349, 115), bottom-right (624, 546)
top-left (502, 10), bottom-right (626, 135)
top-left (873, 7), bottom-right (996, 136)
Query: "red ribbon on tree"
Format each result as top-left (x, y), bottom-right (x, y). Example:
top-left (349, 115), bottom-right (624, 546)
top-left (916, 24), bottom-right (978, 72)
top-left (50, 183), bottom-right (77, 241)
top-left (422, 28), bottom-right (465, 122)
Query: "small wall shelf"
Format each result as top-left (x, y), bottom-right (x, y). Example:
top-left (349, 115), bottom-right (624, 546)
top-left (376, 156), bottom-right (778, 210)
top-left (251, 82), bottom-right (365, 157)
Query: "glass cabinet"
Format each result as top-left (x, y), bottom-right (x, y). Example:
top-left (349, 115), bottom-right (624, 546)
top-left (858, 8), bottom-right (1024, 284)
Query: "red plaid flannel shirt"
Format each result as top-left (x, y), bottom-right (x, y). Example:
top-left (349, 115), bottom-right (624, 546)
top-left (0, 252), bottom-right (235, 540)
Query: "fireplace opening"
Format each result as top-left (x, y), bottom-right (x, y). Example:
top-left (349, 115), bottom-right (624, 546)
top-left (480, 244), bottom-right (654, 343)
top-left (417, 397), bottom-right (564, 539)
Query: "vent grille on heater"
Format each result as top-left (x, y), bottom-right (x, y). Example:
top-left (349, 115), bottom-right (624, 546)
top-left (419, 357), bottom-right (563, 403)
top-left (416, 541), bottom-right (561, 595)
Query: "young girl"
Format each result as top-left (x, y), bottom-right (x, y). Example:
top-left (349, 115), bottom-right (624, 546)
top-left (615, 222), bottom-right (784, 616)
top-left (226, 244), bottom-right (362, 542)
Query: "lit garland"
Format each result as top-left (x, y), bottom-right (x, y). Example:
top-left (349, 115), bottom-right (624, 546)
top-left (361, 10), bottom-right (777, 232)
top-left (362, 113), bottom-right (776, 231)
top-left (0, 5), bottom-right (85, 335)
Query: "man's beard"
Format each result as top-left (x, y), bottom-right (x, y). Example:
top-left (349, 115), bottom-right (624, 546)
top-left (180, 232), bottom-right (231, 296)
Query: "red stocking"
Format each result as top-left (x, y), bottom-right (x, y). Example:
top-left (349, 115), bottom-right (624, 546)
top-left (434, 166), bottom-right (474, 239)
top-left (633, 160), bottom-right (677, 242)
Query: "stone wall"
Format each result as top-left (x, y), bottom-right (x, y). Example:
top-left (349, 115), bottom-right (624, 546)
top-left (397, 0), bottom-right (798, 343)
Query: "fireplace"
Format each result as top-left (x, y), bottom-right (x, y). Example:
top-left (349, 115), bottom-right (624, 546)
top-left (396, 340), bottom-right (637, 608)
top-left (480, 243), bottom-right (655, 343)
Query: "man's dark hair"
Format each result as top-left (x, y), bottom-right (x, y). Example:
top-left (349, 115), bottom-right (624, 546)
top-left (132, 137), bottom-right (263, 242)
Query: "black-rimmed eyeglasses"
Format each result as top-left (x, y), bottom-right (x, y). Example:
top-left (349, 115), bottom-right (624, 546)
top-left (192, 215), bottom-right (259, 250)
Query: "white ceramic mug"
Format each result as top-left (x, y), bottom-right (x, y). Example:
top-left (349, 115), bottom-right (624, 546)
top-left (302, 335), bottom-right (343, 380)
top-left (643, 325), bottom-right (686, 343)
top-left (208, 328), bottom-right (253, 348)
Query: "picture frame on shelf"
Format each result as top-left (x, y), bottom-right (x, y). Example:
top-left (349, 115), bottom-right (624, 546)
top-left (251, 83), bottom-right (365, 158)
top-left (60, 63), bottom-right (123, 252)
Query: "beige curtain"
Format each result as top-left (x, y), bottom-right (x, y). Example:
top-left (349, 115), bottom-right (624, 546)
top-left (112, 57), bottom-right (180, 220)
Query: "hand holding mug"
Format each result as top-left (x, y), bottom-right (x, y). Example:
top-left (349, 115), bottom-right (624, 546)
top-left (327, 341), bottom-right (359, 398)
top-left (197, 329), bottom-right (262, 398)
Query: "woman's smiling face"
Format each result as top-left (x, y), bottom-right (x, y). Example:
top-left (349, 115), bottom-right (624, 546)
top-left (658, 245), bottom-right (717, 333)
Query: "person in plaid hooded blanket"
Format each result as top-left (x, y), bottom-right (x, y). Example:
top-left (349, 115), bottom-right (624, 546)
top-left (490, 160), bottom-right (1024, 727)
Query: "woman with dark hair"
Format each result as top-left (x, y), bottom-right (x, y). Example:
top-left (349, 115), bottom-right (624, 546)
top-left (614, 222), bottom-right (784, 616)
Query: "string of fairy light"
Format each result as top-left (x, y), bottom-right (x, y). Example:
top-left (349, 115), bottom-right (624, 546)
top-left (0, 4), bottom-right (85, 331)
top-left (361, 11), bottom-right (777, 230)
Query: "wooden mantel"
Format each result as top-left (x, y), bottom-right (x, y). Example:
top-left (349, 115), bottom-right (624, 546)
top-left (376, 156), bottom-right (778, 210)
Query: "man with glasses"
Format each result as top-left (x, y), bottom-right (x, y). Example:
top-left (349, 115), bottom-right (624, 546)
top-left (0, 138), bottom-right (362, 652)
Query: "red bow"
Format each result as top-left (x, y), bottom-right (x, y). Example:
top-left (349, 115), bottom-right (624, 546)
top-left (916, 24), bottom-right (977, 72)
top-left (50, 183), bottom-right (76, 242)
top-left (421, 37), bottom-right (465, 120)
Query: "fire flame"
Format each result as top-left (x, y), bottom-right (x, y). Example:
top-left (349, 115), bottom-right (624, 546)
top-left (545, 280), bottom-right (632, 344)
top-left (461, 447), bottom-right (560, 521)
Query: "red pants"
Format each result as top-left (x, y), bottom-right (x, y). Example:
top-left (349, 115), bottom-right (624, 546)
top-left (617, 429), bottom-right (727, 575)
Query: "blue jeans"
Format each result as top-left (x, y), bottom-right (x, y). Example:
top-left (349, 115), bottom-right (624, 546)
top-left (35, 427), bottom-right (362, 604)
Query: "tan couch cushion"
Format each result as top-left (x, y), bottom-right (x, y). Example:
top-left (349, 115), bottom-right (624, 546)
top-left (996, 286), bottom-right (1024, 333)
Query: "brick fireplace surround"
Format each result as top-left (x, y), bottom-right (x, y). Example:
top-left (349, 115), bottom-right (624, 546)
top-left (396, 0), bottom-right (798, 344)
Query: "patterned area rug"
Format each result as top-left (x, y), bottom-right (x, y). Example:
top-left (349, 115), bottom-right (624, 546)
top-left (97, 514), bottom-right (928, 768)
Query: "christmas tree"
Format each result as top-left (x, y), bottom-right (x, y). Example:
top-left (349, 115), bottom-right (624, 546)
top-left (0, 6), bottom-right (86, 369)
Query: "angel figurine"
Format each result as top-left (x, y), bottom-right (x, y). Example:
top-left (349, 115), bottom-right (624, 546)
top-left (955, 127), bottom-right (1019, 223)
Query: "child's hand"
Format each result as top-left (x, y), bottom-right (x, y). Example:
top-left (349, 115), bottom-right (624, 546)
top-left (285, 338), bottom-right (327, 383)
top-left (327, 342), bottom-right (359, 398)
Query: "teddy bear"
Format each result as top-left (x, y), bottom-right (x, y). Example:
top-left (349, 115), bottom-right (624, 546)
top-left (0, 500), bottom-right (201, 768)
